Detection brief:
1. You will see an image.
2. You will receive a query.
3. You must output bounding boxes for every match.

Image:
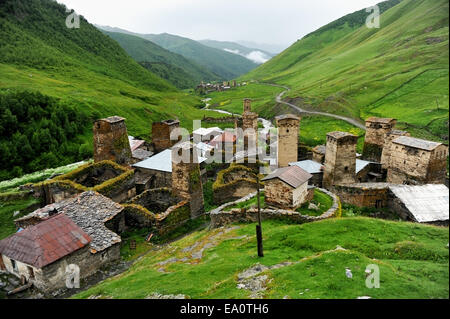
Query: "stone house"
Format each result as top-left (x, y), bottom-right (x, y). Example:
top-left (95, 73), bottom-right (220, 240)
top-left (380, 130), bottom-right (410, 170)
top-left (262, 166), bottom-right (313, 210)
top-left (312, 145), bottom-right (326, 164)
top-left (2, 191), bottom-right (124, 293)
top-left (289, 160), bottom-right (324, 187)
top-left (386, 136), bottom-right (448, 185)
top-left (129, 136), bottom-right (153, 164)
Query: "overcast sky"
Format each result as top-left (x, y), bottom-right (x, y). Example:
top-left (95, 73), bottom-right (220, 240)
top-left (58, 0), bottom-right (383, 48)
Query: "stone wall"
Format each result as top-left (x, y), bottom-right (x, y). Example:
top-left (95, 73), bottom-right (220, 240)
top-left (380, 130), bottom-right (410, 169)
top-left (213, 165), bottom-right (259, 205)
top-left (264, 179), bottom-right (294, 209)
top-left (331, 183), bottom-right (392, 208)
top-left (152, 120), bottom-right (180, 153)
top-left (210, 188), bottom-right (341, 228)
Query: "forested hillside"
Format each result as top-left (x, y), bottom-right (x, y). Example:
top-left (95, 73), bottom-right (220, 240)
top-left (243, 0), bottom-right (449, 141)
top-left (103, 31), bottom-right (220, 89)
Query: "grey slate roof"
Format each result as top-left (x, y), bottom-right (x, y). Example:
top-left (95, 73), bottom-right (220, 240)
top-left (289, 160), bottom-right (323, 174)
top-left (392, 136), bottom-right (442, 151)
top-left (356, 159), bottom-right (372, 174)
top-left (262, 166), bottom-right (312, 188)
top-left (389, 184), bottom-right (449, 223)
top-left (101, 116), bottom-right (125, 123)
top-left (15, 192), bottom-right (124, 254)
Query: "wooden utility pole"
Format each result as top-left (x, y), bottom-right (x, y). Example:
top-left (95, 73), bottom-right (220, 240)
top-left (256, 176), bottom-right (264, 257)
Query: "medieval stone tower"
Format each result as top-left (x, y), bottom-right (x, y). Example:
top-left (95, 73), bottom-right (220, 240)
top-left (171, 142), bottom-right (204, 218)
top-left (152, 119), bottom-right (180, 153)
top-left (323, 131), bottom-right (358, 189)
top-left (276, 114), bottom-right (300, 168)
top-left (242, 99), bottom-right (258, 150)
top-left (93, 116), bottom-right (132, 165)
top-left (363, 117), bottom-right (397, 162)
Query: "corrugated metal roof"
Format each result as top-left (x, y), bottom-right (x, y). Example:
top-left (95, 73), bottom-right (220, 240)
top-left (262, 166), bottom-right (312, 188)
top-left (128, 136), bottom-right (146, 152)
top-left (389, 184), bottom-right (449, 223)
top-left (392, 136), bottom-right (442, 151)
top-left (193, 127), bottom-right (223, 136)
top-left (0, 214), bottom-right (91, 268)
top-left (289, 160), bottom-right (323, 174)
top-left (133, 149), bottom-right (207, 172)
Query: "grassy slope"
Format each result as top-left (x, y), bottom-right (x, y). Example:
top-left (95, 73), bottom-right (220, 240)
top-left (0, 0), bottom-right (222, 142)
top-left (242, 0), bottom-right (449, 141)
top-left (102, 31), bottom-right (220, 89)
top-left (142, 33), bottom-right (259, 80)
top-left (73, 218), bottom-right (449, 299)
top-left (205, 82), bottom-right (366, 151)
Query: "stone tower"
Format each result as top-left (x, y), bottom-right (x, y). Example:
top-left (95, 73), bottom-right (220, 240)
top-left (93, 116), bottom-right (132, 165)
top-left (152, 119), bottom-right (180, 153)
top-left (323, 131), bottom-right (358, 189)
top-left (363, 117), bottom-right (397, 162)
top-left (276, 114), bottom-right (301, 168)
top-left (380, 130), bottom-right (411, 170)
top-left (171, 142), bottom-right (204, 218)
top-left (242, 99), bottom-right (258, 150)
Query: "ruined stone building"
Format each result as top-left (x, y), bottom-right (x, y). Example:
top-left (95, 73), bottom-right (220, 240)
top-left (322, 131), bottom-right (358, 189)
top-left (1, 192), bottom-right (124, 293)
top-left (312, 145), bottom-right (326, 164)
top-left (152, 119), bottom-right (180, 153)
top-left (276, 114), bottom-right (301, 168)
top-left (386, 136), bottom-right (448, 185)
top-left (93, 116), bottom-right (132, 166)
top-left (241, 99), bottom-right (259, 150)
top-left (171, 142), bottom-right (205, 218)
top-left (362, 117), bottom-right (397, 162)
top-left (263, 166), bottom-right (313, 210)
top-left (132, 148), bottom-right (207, 194)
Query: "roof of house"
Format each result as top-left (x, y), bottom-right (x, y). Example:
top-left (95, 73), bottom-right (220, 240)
top-left (289, 160), bottom-right (323, 174)
top-left (133, 149), bottom-right (207, 173)
top-left (275, 114), bottom-right (300, 122)
top-left (209, 131), bottom-right (237, 146)
top-left (356, 159), bottom-right (372, 174)
top-left (0, 214), bottom-right (91, 268)
top-left (193, 127), bottom-right (223, 137)
top-left (366, 117), bottom-right (396, 124)
top-left (392, 136), bottom-right (443, 151)
top-left (100, 116), bottom-right (125, 124)
top-left (312, 145), bottom-right (326, 155)
top-left (262, 166), bottom-right (312, 188)
top-left (132, 149), bottom-right (153, 161)
top-left (327, 131), bottom-right (357, 140)
top-left (389, 185), bottom-right (449, 223)
top-left (15, 192), bottom-right (123, 254)
top-left (128, 136), bottom-right (146, 152)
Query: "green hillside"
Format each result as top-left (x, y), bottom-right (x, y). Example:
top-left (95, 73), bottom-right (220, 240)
top-left (102, 31), bottom-right (220, 89)
top-left (139, 33), bottom-right (259, 80)
top-left (243, 0), bottom-right (449, 141)
top-left (74, 218), bottom-right (449, 299)
top-left (0, 0), bottom-right (220, 180)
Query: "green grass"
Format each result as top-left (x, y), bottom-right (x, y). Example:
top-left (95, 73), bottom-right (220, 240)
top-left (72, 217), bottom-right (449, 299)
top-left (242, 0), bottom-right (449, 142)
top-left (0, 197), bottom-right (40, 240)
top-left (296, 189), bottom-right (333, 217)
top-left (224, 193), bottom-right (265, 211)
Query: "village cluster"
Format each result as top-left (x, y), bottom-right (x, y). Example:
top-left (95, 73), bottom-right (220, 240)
top-left (0, 99), bottom-right (448, 295)
top-left (195, 80), bottom-right (246, 94)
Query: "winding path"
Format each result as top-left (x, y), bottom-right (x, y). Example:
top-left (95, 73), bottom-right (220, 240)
top-left (265, 83), bottom-right (366, 130)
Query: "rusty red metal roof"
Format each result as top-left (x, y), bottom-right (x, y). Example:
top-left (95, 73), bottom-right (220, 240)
top-left (262, 166), bottom-right (312, 188)
top-left (0, 214), bottom-right (91, 268)
top-left (209, 131), bottom-right (236, 146)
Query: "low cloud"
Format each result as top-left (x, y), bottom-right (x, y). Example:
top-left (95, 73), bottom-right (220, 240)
top-left (223, 48), bottom-right (270, 64)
